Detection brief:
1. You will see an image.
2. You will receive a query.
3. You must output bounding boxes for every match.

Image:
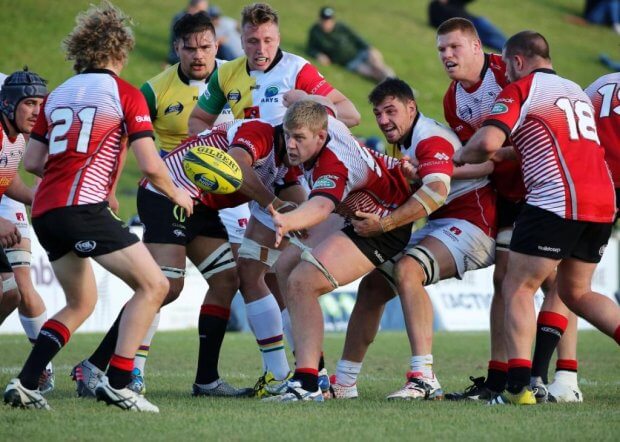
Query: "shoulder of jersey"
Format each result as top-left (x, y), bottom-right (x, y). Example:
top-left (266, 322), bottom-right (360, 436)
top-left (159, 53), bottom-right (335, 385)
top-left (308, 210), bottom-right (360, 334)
top-left (146, 64), bottom-right (180, 89)
top-left (416, 113), bottom-right (460, 146)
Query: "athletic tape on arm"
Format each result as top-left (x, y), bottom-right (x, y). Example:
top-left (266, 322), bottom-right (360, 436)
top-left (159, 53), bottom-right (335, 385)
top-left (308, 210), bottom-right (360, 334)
top-left (412, 173), bottom-right (451, 215)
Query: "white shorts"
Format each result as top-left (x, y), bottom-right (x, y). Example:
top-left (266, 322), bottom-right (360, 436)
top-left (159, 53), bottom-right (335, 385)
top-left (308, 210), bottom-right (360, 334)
top-left (249, 200), bottom-right (275, 231)
top-left (0, 196), bottom-right (30, 240)
top-left (219, 203), bottom-right (250, 244)
top-left (380, 217), bottom-right (495, 282)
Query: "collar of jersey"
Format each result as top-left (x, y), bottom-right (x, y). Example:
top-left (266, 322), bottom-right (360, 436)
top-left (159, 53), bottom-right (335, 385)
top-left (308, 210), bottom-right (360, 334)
top-left (397, 111), bottom-right (421, 150)
top-left (81, 68), bottom-right (117, 76)
top-left (246, 49), bottom-right (284, 74)
top-left (531, 68), bottom-right (556, 75)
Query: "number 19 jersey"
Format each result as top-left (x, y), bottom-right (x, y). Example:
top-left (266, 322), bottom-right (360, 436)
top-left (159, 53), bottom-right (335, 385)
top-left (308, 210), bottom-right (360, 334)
top-left (30, 69), bottom-right (154, 217)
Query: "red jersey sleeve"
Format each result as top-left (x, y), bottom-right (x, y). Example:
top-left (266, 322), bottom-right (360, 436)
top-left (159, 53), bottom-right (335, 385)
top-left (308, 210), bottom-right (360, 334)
top-left (295, 63), bottom-right (334, 97)
top-left (482, 76), bottom-right (533, 137)
top-left (415, 136), bottom-right (455, 178)
top-left (309, 148), bottom-right (348, 204)
top-left (229, 120), bottom-right (274, 163)
top-left (30, 96), bottom-right (50, 144)
top-left (114, 77), bottom-right (154, 143)
top-left (443, 83), bottom-right (476, 143)
top-left (280, 165), bottom-right (302, 187)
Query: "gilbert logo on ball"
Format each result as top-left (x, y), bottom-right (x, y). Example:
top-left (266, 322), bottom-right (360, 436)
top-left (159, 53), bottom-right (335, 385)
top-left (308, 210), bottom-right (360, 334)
top-left (183, 145), bottom-right (243, 194)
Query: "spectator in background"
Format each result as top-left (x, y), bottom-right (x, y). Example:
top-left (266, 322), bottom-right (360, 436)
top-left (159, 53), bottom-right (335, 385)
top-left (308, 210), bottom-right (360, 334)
top-left (208, 5), bottom-right (244, 60)
top-left (567, 1), bottom-right (620, 34)
top-left (167, 0), bottom-right (209, 65)
top-left (428, 0), bottom-right (507, 52)
top-left (307, 6), bottom-right (395, 83)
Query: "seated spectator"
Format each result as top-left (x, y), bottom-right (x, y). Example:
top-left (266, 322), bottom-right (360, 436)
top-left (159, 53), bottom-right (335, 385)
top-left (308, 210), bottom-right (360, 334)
top-left (208, 5), bottom-right (244, 60)
top-left (167, 0), bottom-right (209, 65)
top-left (579, 0), bottom-right (620, 34)
top-left (307, 6), bottom-right (395, 83)
top-left (428, 0), bottom-right (506, 52)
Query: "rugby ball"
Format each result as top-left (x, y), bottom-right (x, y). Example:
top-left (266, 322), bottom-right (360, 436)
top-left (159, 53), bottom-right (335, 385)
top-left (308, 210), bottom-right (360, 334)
top-left (182, 145), bottom-right (243, 194)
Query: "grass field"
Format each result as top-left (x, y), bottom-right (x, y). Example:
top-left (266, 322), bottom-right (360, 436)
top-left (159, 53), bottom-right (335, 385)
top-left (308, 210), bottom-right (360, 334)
top-left (0, 330), bottom-right (618, 441)
top-left (2, 0), bottom-right (618, 220)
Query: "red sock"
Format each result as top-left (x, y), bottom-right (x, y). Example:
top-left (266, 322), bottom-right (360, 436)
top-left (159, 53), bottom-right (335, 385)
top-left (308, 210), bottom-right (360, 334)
top-left (556, 359), bottom-right (578, 372)
top-left (614, 325), bottom-right (620, 346)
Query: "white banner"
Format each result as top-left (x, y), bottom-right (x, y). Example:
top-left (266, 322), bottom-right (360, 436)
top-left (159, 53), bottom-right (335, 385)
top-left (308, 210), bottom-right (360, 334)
top-left (1, 229), bottom-right (618, 333)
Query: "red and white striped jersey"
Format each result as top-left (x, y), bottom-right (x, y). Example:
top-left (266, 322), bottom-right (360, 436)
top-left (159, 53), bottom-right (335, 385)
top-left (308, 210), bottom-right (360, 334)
top-left (306, 117), bottom-right (411, 218)
top-left (0, 127), bottom-right (25, 198)
top-left (484, 69), bottom-right (615, 223)
top-left (143, 119), bottom-right (298, 209)
top-left (30, 69), bottom-right (154, 217)
top-left (443, 54), bottom-right (525, 202)
top-left (585, 73), bottom-right (620, 188)
top-left (385, 112), bottom-right (496, 237)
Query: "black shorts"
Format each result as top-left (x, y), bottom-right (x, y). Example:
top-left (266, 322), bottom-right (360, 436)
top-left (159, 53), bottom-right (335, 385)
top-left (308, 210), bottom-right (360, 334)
top-left (137, 187), bottom-right (227, 245)
top-left (615, 188), bottom-right (620, 222)
top-left (32, 203), bottom-right (139, 262)
top-left (497, 197), bottom-right (524, 230)
top-left (510, 204), bottom-right (612, 263)
top-left (342, 222), bottom-right (413, 267)
top-left (0, 248), bottom-right (12, 273)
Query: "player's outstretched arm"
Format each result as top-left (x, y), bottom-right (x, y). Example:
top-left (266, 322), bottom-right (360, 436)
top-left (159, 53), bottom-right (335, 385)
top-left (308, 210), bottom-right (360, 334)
top-left (188, 106), bottom-right (218, 136)
top-left (131, 137), bottom-right (194, 216)
top-left (4, 175), bottom-right (34, 206)
top-left (269, 195), bottom-right (335, 247)
top-left (227, 147), bottom-right (277, 207)
top-left (23, 138), bottom-right (49, 178)
top-left (453, 126), bottom-right (506, 166)
top-left (325, 89), bottom-right (361, 128)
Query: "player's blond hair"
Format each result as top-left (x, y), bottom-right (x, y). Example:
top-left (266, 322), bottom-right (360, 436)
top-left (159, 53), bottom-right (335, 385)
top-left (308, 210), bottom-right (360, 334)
top-left (283, 100), bottom-right (328, 134)
top-left (241, 3), bottom-right (279, 28)
top-left (62, 1), bottom-right (135, 73)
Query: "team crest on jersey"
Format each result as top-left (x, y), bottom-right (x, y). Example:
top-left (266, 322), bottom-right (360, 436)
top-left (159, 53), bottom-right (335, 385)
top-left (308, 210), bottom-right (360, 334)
top-left (227, 89), bottom-right (242, 102)
top-left (75, 240), bottom-right (97, 253)
top-left (164, 102), bottom-right (184, 115)
top-left (491, 103), bottom-right (509, 114)
top-left (458, 105), bottom-right (473, 120)
top-left (313, 175), bottom-right (338, 190)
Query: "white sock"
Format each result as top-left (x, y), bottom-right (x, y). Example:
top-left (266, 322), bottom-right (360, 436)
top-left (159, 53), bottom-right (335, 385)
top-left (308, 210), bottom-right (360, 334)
top-left (554, 370), bottom-right (578, 385)
top-left (134, 312), bottom-right (160, 375)
top-left (410, 354), bottom-right (433, 378)
top-left (281, 308), bottom-right (295, 354)
top-left (19, 311), bottom-right (47, 342)
top-left (335, 359), bottom-right (362, 386)
top-left (246, 294), bottom-right (290, 380)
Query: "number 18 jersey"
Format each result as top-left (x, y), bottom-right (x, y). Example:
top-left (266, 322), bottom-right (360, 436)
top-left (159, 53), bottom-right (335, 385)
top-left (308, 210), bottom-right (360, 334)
top-left (30, 69), bottom-right (154, 217)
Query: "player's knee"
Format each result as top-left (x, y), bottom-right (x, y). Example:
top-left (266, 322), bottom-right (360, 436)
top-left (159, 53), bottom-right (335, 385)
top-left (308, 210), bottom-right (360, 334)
top-left (357, 273), bottom-right (394, 307)
top-left (162, 278), bottom-right (185, 306)
top-left (1, 287), bottom-right (20, 311)
top-left (286, 264), bottom-right (317, 300)
top-left (208, 269), bottom-right (239, 301)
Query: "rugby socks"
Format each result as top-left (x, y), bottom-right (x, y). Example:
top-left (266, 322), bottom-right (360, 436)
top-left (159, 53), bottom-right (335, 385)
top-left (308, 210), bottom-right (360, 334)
top-left (294, 368), bottom-right (319, 392)
top-left (532, 311), bottom-right (568, 384)
top-left (485, 360), bottom-right (508, 393)
top-left (553, 360), bottom-right (579, 385)
top-left (133, 312), bottom-right (160, 377)
top-left (18, 319), bottom-right (70, 390)
top-left (614, 325), bottom-right (620, 345)
top-left (506, 359), bottom-right (531, 394)
top-left (410, 354), bottom-right (433, 379)
top-left (318, 352), bottom-right (326, 371)
top-left (195, 304), bottom-right (229, 385)
top-left (246, 294), bottom-right (290, 380)
top-left (335, 359), bottom-right (362, 386)
top-left (88, 306), bottom-right (125, 371)
top-left (19, 311), bottom-right (47, 343)
top-left (281, 308), bottom-right (294, 353)
top-left (107, 354), bottom-right (134, 389)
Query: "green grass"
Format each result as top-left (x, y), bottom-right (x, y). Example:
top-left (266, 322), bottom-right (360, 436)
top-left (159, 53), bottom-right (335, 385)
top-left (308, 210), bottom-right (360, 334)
top-left (0, 330), bottom-right (618, 441)
top-left (3, 0), bottom-right (618, 220)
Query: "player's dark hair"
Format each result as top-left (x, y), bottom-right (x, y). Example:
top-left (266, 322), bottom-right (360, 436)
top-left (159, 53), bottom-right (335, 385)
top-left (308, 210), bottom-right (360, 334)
top-left (436, 17), bottom-right (480, 40)
top-left (504, 30), bottom-right (550, 61)
top-left (173, 11), bottom-right (215, 41)
top-left (241, 3), bottom-right (279, 28)
top-left (368, 78), bottom-right (415, 107)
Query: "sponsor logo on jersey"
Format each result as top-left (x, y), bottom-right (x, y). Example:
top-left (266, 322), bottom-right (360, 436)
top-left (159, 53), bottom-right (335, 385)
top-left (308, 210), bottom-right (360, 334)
top-left (135, 115), bottom-right (152, 123)
top-left (310, 79), bottom-right (327, 95)
top-left (457, 105), bottom-right (473, 120)
top-left (496, 97), bottom-right (514, 104)
top-left (250, 83), bottom-right (261, 90)
top-left (227, 89), bottom-right (241, 102)
top-left (164, 102), bottom-right (184, 115)
top-left (491, 103), bottom-right (509, 115)
top-left (264, 85), bottom-right (279, 98)
top-left (313, 175), bottom-right (338, 190)
top-left (75, 240), bottom-right (97, 253)
top-left (434, 152), bottom-right (450, 161)
top-left (236, 137), bottom-right (256, 155)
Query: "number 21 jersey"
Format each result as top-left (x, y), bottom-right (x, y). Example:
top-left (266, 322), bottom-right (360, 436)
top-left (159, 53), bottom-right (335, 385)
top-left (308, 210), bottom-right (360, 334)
top-left (30, 69), bottom-right (154, 217)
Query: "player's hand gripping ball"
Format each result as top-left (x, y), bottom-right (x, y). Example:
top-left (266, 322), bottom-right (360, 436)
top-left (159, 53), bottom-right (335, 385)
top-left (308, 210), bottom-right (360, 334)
top-left (183, 145), bottom-right (243, 194)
